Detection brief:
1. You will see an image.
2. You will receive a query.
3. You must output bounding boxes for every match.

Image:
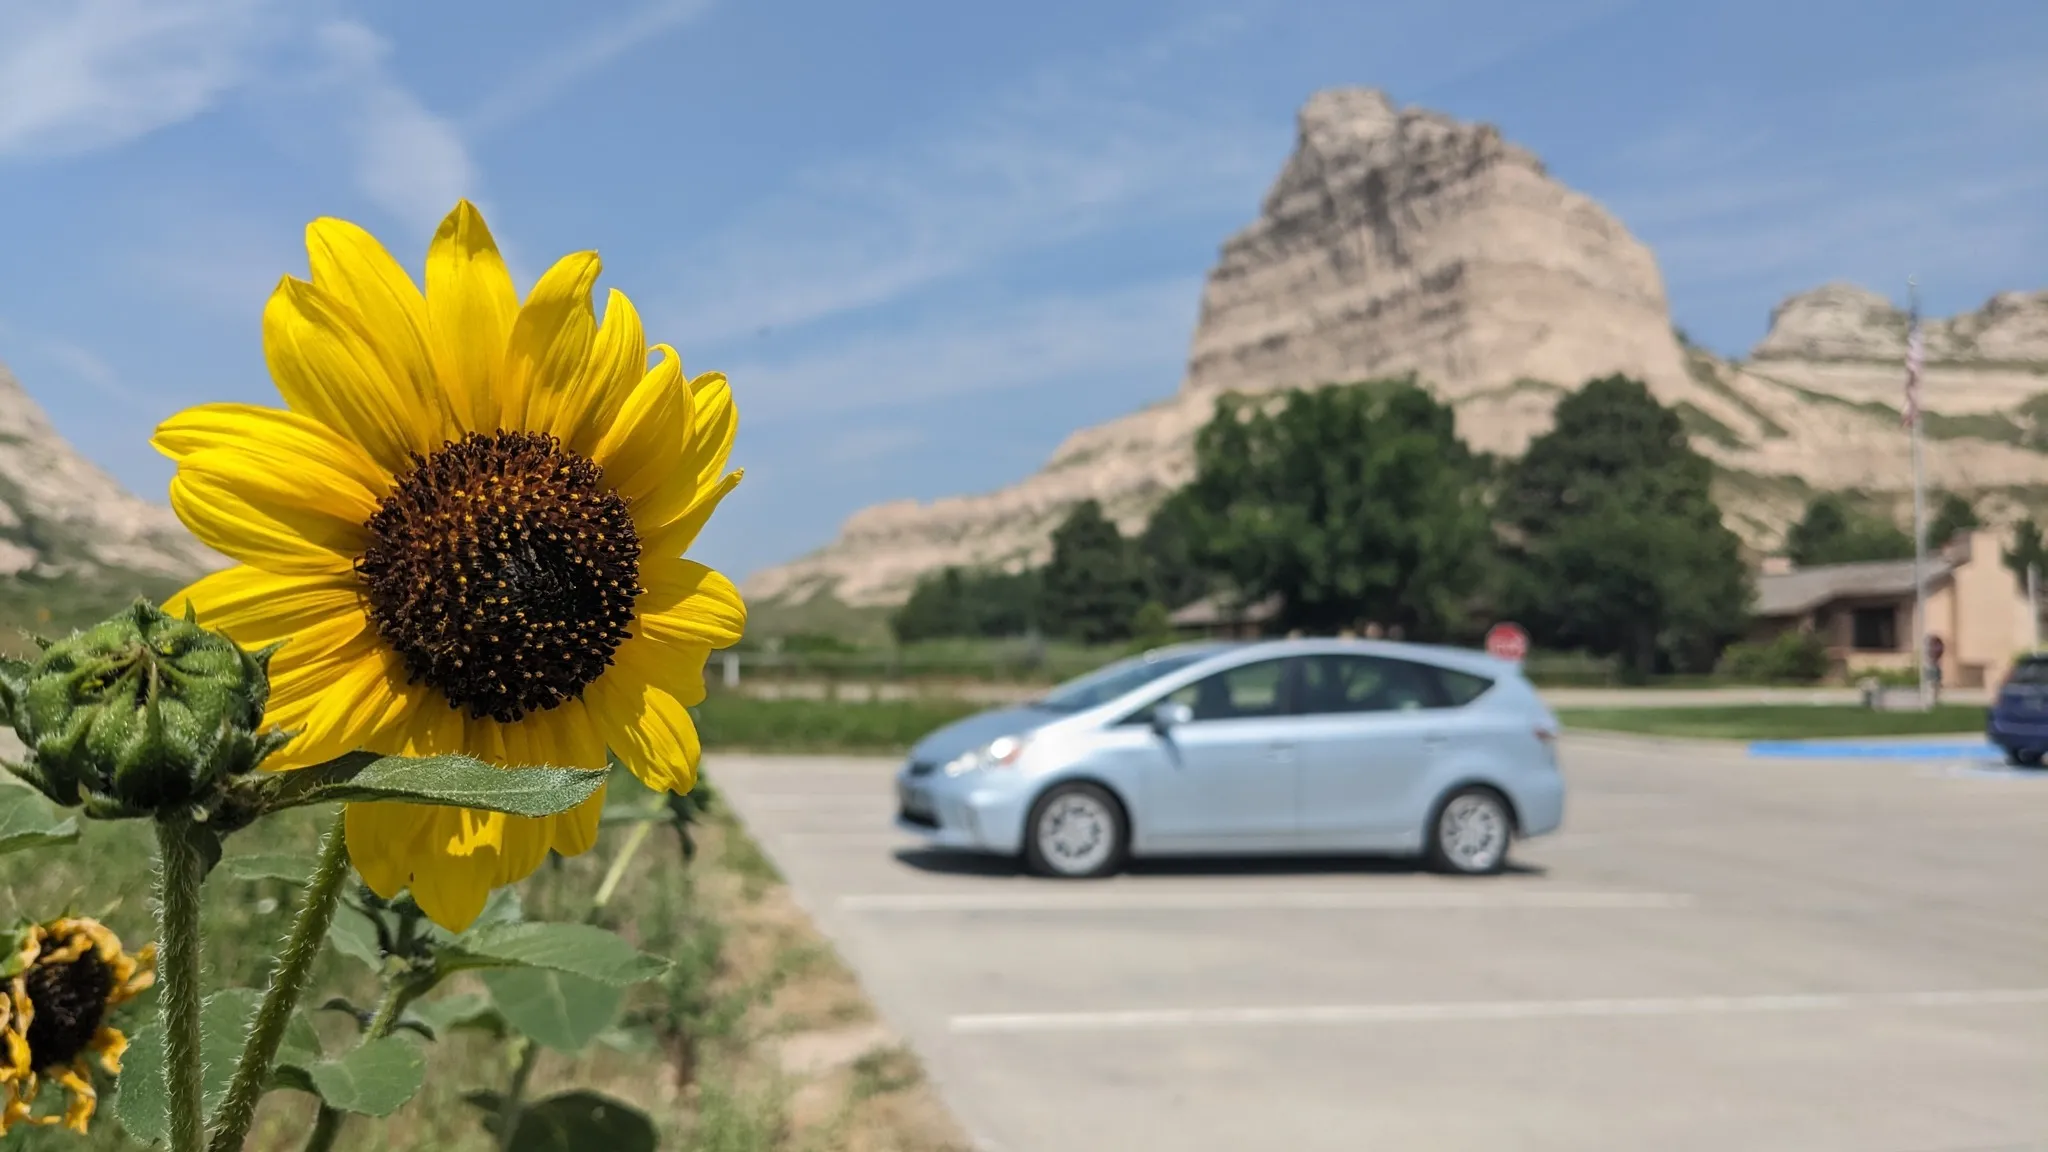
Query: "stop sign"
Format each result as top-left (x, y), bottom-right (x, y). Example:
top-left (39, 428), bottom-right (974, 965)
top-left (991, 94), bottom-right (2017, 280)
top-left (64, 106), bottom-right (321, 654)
top-left (1485, 622), bottom-right (1529, 662)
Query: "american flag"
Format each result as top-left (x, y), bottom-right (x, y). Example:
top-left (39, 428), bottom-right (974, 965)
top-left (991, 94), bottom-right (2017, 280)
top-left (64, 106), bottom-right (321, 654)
top-left (1901, 307), bottom-right (1924, 429)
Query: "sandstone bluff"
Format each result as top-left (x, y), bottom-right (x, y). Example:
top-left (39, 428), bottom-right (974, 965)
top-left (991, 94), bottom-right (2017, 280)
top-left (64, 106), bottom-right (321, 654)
top-left (745, 88), bottom-right (2048, 609)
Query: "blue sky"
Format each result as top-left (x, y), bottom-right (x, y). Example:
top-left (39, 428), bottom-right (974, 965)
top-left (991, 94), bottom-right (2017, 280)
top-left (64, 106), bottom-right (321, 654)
top-left (2, 0), bottom-right (2044, 582)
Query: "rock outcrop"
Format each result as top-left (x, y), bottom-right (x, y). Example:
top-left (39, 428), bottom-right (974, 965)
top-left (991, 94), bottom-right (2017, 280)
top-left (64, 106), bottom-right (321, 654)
top-left (0, 359), bottom-right (223, 581)
top-left (748, 89), bottom-right (2048, 609)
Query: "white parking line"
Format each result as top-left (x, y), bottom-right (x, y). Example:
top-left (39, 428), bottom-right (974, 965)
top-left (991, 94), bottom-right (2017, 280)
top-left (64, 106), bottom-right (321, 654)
top-left (837, 890), bottom-right (1695, 913)
top-left (725, 793), bottom-right (892, 811)
top-left (949, 988), bottom-right (2048, 1034)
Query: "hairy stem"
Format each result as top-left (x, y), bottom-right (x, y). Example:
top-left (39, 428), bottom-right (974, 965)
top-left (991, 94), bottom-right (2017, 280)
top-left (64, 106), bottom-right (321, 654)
top-left (298, 1105), bottom-right (343, 1152)
top-left (155, 818), bottom-right (209, 1152)
top-left (495, 1038), bottom-right (542, 1151)
top-left (209, 810), bottom-right (352, 1152)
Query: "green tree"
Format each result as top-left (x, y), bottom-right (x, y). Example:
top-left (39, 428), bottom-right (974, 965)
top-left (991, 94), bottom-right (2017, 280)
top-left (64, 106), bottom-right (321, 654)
top-left (1182, 379), bottom-right (1490, 638)
top-left (890, 567), bottom-right (1040, 642)
top-left (1136, 490), bottom-right (1211, 610)
top-left (1496, 375), bottom-right (1750, 679)
top-left (1039, 500), bottom-right (1145, 643)
top-left (1926, 491), bottom-right (1981, 550)
top-left (1785, 494), bottom-right (1915, 566)
top-left (2004, 516), bottom-right (2047, 595)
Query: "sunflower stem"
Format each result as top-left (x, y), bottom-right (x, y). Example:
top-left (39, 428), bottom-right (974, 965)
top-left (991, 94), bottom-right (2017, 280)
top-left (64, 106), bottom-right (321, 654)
top-left (154, 817), bottom-right (209, 1152)
top-left (209, 810), bottom-right (352, 1152)
top-left (303, 972), bottom-right (421, 1151)
top-left (298, 1105), bottom-right (343, 1152)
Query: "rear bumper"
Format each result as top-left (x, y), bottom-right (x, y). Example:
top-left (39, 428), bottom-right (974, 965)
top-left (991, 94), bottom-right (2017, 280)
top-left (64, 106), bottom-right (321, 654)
top-left (1988, 715), bottom-right (2048, 749)
top-left (1511, 772), bottom-right (1566, 838)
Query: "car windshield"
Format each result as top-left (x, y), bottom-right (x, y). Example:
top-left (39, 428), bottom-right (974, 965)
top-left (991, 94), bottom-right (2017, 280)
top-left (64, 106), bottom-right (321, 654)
top-left (1031, 649), bottom-right (1219, 713)
top-left (2010, 659), bottom-right (2048, 686)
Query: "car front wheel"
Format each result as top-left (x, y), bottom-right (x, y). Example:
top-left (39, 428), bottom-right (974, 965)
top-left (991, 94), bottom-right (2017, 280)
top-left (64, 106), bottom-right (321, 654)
top-left (1023, 782), bottom-right (1127, 879)
top-left (2006, 746), bottom-right (2045, 769)
top-left (1427, 787), bottom-right (1512, 875)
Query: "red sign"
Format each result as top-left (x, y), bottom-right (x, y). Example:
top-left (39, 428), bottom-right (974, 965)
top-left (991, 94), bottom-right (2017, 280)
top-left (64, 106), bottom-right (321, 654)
top-left (1485, 622), bottom-right (1530, 663)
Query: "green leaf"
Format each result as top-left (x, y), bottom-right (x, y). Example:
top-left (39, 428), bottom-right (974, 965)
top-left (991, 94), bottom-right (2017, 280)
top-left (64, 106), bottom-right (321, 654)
top-left (326, 902), bottom-right (385, 971)
top-left (439, 922), bottom-right (669, 987)
top-left (298, 1035), bottom-right (426, 1117)
top-left (265, 751), bottom-right (607, 818)
top-left (507, 1092), bottom-right (657, 1152)
top-left (216, 852), bottom-right (320, 885)
top-left (483, 968), bottom-right (624, 1052)
top-left (115, 988), bottom-right (263, 1142)
top-left (0, 782), bottom-right (78, 857)
top-left (406, 992), bottom-right (509, 1041)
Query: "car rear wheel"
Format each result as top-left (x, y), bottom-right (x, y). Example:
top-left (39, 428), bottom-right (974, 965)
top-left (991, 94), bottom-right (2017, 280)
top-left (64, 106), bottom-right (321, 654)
top-left (2005, 746), bottom-right (2045, 769)
top-left (1023, 783), bottom-right (1127, 879)
top-left (1426, 787), bottom-right (1512, 875)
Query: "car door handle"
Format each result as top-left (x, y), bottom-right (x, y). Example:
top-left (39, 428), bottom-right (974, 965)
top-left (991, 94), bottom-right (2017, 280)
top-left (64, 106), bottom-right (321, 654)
top-left (1266, 742), bottom-right (1295, 761)
top-left (1422, 734), bottom-right (1449, 749)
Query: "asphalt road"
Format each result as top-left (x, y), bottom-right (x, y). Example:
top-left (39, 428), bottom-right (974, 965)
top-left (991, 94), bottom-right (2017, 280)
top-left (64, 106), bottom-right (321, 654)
top-left (711, 736), bottom-right (2048, 1152)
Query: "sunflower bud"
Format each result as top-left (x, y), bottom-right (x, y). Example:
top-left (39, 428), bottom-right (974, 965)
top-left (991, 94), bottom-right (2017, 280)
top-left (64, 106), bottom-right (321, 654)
top-left (0, 600), bottom-right (291, 819)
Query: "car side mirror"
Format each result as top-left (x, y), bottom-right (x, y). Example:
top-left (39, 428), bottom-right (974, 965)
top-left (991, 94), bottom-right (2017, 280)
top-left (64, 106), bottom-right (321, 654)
top-left (1150, 701), bottom-right (1193, 734)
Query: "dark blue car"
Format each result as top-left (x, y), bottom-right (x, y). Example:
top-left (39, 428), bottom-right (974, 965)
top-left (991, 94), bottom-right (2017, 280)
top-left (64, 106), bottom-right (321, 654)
top-left (1986, 654), bottom-right (2048, 767)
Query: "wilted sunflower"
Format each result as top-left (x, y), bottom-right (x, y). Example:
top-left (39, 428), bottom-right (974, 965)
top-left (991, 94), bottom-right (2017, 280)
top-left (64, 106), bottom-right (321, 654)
top-left (0, 917), bottom-right (156, 1134)
top-left (156, 200), bottom-right (745, 930)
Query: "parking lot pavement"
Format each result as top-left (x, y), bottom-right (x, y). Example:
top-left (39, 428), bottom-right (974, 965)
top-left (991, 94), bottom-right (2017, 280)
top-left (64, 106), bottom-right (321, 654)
top-left (709, 738), bottom-right (2048, 1152)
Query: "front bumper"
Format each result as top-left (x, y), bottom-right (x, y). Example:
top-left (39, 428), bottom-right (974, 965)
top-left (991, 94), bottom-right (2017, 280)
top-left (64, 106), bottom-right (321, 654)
top-left (893, 766), bottom-right (1030, 854)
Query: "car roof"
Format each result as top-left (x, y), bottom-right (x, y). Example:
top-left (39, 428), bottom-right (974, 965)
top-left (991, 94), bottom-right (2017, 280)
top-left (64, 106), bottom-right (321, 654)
top-left (1142, 637), bottom-right (1519, 680)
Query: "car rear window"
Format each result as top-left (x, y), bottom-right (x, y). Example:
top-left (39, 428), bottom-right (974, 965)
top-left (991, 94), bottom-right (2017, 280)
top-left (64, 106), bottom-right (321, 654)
top-left (1431, 667), bottom-right (1495, 706)
top-left (2011, 659), bottom-right (2048, 686)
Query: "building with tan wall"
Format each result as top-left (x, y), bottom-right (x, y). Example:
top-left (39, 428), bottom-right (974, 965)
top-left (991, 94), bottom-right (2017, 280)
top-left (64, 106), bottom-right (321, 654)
top-left (1750, 529), bottom-right (2045, 688)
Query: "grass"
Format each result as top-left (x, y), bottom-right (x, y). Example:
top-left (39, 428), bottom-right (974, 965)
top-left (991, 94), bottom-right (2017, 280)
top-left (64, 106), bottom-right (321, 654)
top-left (0, 776), bottom-right (971, 1151)
top-left (1557, 703), bottom-right (1988, 741)
top-left (693, 693), bottom-right (986, 754)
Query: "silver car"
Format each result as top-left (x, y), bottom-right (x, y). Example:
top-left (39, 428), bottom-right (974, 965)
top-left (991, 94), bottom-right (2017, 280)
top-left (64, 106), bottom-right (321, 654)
top-left (893, 639), bottom-right (1564, 877)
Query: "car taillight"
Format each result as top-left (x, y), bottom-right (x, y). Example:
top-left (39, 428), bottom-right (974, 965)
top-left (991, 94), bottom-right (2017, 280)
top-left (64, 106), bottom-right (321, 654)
top-left (1534, 725), bottom-right (1557, 746)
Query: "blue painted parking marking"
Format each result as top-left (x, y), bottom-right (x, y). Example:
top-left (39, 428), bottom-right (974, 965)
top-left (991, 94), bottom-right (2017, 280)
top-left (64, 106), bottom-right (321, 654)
top-left (1747, 740), bottom-right (2000, 760)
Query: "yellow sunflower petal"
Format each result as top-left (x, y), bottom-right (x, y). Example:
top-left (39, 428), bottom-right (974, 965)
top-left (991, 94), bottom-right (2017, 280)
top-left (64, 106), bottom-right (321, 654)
top-left (263, 635), bottom-right (416, 770)
top-left (152, 403), bottom-right (392, 495)
top-left (502, 251), bottom-right (601, 434)
top-left (170, 461), bottom-right (367, 576)
top-left (425, 201), bottom-right (519, 433)
top-left (642, 468), bottom-right (743, 560)
top-left (588, 636), bottom-right (705, 793)
top-left (165, 566), bottom-right (366, 664)
top-left (551, 789), bottom-right (605, 857)
top-left (637, 557), bottom-right (746, 650)
top-left (409, 807), bottom-right (498, 931)
top-left (305, 217), bottom-right (457, 443)
top-left (263, 277), bottom-right (439, 473)
top-left (683, 370), bottom-right (737, 491)
top-left (345, 801), bottom-right (436, 899)
top-left (550, 289), bottom-right (645, 460)
top-left (590, 344), bottom-right (690, 504)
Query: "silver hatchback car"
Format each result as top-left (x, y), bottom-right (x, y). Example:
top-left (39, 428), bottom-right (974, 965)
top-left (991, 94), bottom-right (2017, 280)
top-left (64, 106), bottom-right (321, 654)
top-left (894, 639), bottom-right (1564, 877)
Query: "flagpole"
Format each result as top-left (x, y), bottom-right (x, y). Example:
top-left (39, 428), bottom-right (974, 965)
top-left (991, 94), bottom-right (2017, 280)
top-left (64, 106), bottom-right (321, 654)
top-left (1908, 276), bottom-right (1931, 710)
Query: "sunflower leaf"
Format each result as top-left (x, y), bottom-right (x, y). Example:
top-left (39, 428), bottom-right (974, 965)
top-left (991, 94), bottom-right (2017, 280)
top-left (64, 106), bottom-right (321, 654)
top-left (506, 1091), bottom-right (658, 1152)
top-left (0, 782), bottom-right (78, 857)
top-left (261, 751), bottom-right (609, 818)
top-left (483, 967), bottom-right (625, 1052)
top-left (305, 1035), bottom-right (428, 1116)
top-left (115, 988), bottom-right (263, 1142)
top-left (437, 922), bottom-right (669, 987)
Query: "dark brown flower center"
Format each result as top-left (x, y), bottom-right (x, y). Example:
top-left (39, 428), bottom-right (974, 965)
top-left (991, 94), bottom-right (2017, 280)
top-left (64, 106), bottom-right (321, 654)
top-left (24, 949), bottom-right (111, 1069)
top-left (356, 431), bottom-right (642, 723)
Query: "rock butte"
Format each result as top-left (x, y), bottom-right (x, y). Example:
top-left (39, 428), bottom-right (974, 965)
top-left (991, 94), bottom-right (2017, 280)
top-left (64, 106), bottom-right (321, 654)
top-left (0, 360), bottom-right (224, 582)
top-left (746, 87), bottom-right (2048, 609)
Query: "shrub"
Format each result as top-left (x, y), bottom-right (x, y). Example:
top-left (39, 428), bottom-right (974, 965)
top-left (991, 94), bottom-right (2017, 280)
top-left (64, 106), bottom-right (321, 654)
top-left (1717, 629), bottom-right (1830, 684)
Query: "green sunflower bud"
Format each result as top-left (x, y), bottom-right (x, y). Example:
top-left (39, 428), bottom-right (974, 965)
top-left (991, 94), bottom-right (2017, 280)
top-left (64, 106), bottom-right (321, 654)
top-left (0, 600), bottom-right (292, 819)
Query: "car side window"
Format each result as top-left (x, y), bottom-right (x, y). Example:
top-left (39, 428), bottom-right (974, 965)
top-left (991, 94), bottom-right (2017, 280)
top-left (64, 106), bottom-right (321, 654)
top-left (1291, 655), bottom-right (1448, 715)
top-left (1158, 659), bottom-right (1290, 722)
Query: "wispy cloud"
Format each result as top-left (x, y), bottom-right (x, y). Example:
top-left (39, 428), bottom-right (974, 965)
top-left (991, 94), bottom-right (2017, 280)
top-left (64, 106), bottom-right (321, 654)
top-left (463, 0), bottom-right (715, 139)
top-left (726, 277), bottom-right (1200, 423)
top-left (312, 21), bottom-right (480, 231)
top-left (660, 13), bottom-right (1276, 346)
top-left (0, 0), bottom-right (278, 160)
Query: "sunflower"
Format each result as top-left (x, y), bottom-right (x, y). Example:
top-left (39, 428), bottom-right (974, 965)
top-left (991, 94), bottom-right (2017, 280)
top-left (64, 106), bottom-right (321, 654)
top-left (155, 200), bottom-right (745, 931)
top-left (0, 917), bottom-right (156, 1134)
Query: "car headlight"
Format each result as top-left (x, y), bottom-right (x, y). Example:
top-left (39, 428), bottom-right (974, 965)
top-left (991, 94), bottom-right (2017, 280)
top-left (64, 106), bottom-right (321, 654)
top-left (944, 734), bottom-right (1029, 776)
